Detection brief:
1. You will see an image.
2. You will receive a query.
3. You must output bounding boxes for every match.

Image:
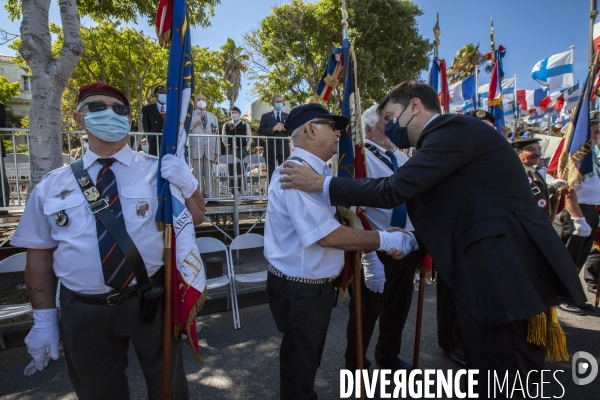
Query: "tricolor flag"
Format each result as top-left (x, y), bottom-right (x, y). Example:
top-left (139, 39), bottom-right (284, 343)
top-left (428, 59), bottom-right (449, 113)
top-left (338, 36), bottom-right (358, 179)
top-left (517, 89), bottom-right (547, 111)
top-left (540, 91), bottom-right (565, 113)
top-left (488, 46), bottom-right (506, 130)
top-left (448, 74), bottom-right (476, 103)
top-left (156, 0), bottom-right (206, 362)
top-left (315, 48), bottom-right (344, 102)
top-left (532, 49), bottom-right (574, 90)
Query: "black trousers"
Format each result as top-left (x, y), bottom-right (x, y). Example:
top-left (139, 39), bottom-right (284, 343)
top-left (344, 252), bottom-right (417, 370)
top-left (583, 245), bottom-right (600, 291)
top-left (266, 272), bottom-right (335, 400)
top-left (59, 284), bottom-right (189, 400)
top-left (436, 274), bottom-right (463, 353)
top-left (457, 306), bottom-right (546, 398)
top-left (553, 204), bottom-right (599, 273)
top-left (266, 137), bottom-right (291, 182)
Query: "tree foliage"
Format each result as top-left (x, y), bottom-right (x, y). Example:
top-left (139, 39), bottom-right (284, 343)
top-left (447, 42), bottom-right (491, 84)
top-left (5, 0), bottom-right (220, 27)
top-left (245, 0), bottom-right (430, 110)
top-left (0, 76), bottom-right (21, 105)
top-left (221, 38), bottom-right (248, 111)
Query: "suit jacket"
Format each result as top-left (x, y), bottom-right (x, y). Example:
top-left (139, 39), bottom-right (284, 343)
top-left (141, 103), bottom-right (164, 156)
top-left (329, 114), bottom-right (586, 327)
top-left (259, 110), bottom-right (289, 138)
top-left (189, 110), bottom-right (219, 160)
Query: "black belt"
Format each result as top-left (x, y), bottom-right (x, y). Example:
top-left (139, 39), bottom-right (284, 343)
top-left (66, 268), bottom-right (163, 306)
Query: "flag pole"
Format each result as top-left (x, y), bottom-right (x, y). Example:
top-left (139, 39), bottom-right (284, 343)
top-left (590, 0), bottom-right (598, 66)
top-left (514, 74), bottom-right (518, 129)
top-left (474, 64), bottom-right (479, 110)
top-left (341, 1), bottom-right (364, 398)
top-left (162, 224), bottom-right (173, 400)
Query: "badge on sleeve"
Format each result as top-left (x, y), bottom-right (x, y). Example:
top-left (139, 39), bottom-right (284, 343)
top-left (136, 201), bottom-right (150, 218)
top-left (55, 210), bottom-right (68, 226)
top-left (84, 187), bottom-right (100, 202)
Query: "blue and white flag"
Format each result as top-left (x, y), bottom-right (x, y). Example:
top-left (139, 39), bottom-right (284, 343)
top-left (448, 74), bottom-right (476, 103)
top-left (477, 83), bottom-right (489, 109)
top-left (501, 77), bottom-right (516, 102)
top-left (532, 49), bottom-right (574, 90)
top-left (503, 100), bottom-right (516, 122)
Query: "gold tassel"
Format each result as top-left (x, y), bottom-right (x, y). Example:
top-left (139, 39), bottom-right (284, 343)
top-left (546, 307), bottom-right (570, 362)
top-left (156, 221), bottom-right (164, 232)
top-left (527, 312), bottom-right (547, 346)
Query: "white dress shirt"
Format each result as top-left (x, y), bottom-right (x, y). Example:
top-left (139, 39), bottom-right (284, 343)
top-left (12, 146), bottom-right (164, 294)
top-left (264, 147), bottom-right (343, 279)
top-left (573, 151), bottom-right (600, 205)
top-left (363, 139), bottom-right (414, 231)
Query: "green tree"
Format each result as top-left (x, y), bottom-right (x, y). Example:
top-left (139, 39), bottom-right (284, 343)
top-left (220, 38), bottom-right (248, 111)
top-left (244, 0), bottom-right (430, 110)
top-left (447, 43), bottom-right (491, 84)
top-left (0, 76), bottom-right (21, 105)
top-left (5, 0), bottom-right (219, 186)
top-left (192, 45), bottom-right (229, 119)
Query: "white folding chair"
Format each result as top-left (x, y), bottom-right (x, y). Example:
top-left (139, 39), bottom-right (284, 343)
top-left (242, 155), bottom-right (267, 196)
top-left (228, 233), bottom-right (267, 329)
top-left (195, 237), bottom-right (238, 329)
top-left (0, 253), bottom-right (31, 349)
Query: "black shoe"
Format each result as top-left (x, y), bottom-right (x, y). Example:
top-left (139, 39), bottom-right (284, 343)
top-left (445, 348), bottom-right (466, 367)
top-left (588, 286), bottom-right (598, 295)
top-left (557, 302), bottom-right (585, 315)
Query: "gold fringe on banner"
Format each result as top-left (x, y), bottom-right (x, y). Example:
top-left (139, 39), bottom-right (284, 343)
top-left (527, 311), bottom-right (547, 346)
top-left (545, 306), bottom-right (569, 362)
top-left (173, 286), bottom-right (208, 364)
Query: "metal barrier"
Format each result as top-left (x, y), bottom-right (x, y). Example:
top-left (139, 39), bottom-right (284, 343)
top-left (0, 128), bottom-right (292, 236)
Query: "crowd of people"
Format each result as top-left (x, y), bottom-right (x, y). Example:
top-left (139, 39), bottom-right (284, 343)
top-left (9, 79), bottom-right (599, 400)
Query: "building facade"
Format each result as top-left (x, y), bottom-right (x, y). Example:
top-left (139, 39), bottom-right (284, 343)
top-left (0, 55), bottom-right (32, 117)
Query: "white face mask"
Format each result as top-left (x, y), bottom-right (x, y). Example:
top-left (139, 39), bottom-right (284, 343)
top-left (196, 100), bottom-right (207, 109)
top-left (231, 113), bottom-right (240, 121)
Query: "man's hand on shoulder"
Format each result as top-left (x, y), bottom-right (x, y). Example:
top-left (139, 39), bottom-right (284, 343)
top-left (279, 161), bottom-right (324, 192)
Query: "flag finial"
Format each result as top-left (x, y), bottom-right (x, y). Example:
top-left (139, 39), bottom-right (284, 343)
top-left (433, 12), bottom-right (440, 59)
top-left (490, 18), bottom-right (496, 62)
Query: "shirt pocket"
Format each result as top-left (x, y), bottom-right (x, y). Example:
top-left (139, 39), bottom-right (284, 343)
top-left (120, 185), bottom-right (158, 230)
top-left (43, 193), bottom-right (87, 240)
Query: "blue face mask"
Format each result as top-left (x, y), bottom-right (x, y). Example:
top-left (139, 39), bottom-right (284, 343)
top-left (274, 103), bottom-right (283, 112)
top-left (142, 144), bottom-right (149, 153)
top-left (84, 109), bottom-right (131, 142)
top-left (157, 94), bottom-right (167, 104)
top-left (384, 107), bottom-right (413, 149)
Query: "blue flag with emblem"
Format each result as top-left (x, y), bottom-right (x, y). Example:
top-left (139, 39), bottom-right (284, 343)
top-left (338, 37), bottom-right (355, 178)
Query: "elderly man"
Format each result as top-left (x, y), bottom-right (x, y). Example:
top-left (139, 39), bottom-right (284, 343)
top-left (344, 105), bottom-right (421, 373)
top-left (280, 80), bottom-right (586, 396)
top-left (189, 93), bottom-right (219, 198)
top-left (265, 103), bottom-right (417, 399)
top-left (221, 106), bottom-right (251, 162)
top-left (12, 83), bottom-right (204, 399)
top-left (553, 111), bottom-right (600, 313)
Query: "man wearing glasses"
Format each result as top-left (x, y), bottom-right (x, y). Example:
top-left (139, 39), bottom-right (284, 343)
top-left (264, 103), bottom-right (418, 399)
top-left (12, 83), bottom-right (205, 399)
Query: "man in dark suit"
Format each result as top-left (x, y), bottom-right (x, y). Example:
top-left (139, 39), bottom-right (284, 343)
top-left (141, 86), bottom-right (167, 156)
top-left (280, 80), bottom-right (586, 395)
top-left (258, 94), bottom-right (289, 182)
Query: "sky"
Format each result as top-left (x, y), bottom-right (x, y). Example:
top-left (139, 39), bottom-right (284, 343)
top-left (0, 0), bottom-right (594, 114)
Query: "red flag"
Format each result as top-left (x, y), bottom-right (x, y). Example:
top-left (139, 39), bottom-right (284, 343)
top-left (439, 59), bottom-right (449, 112)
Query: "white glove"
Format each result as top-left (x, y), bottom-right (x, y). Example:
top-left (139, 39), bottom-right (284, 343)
top-left (550, 179), bottom-right (568, 191)
top-left (377, 230), bottom-right (418, 254)
top-left (160, 154), bottom-right (198, 198)
top-left (362, 251), bottom-right (386, 293)
top-left (571, 216), bottom-right (592, 237)
top-left (25, 309), bottom-right (60, 371)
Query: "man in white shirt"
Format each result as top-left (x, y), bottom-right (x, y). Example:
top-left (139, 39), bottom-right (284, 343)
top-left (344, 105), bottom-right (422, 373)
top-left (12, 83), bottom-right (205, 399)
top-left (264, 103), bottom-right (418, 400)
top-left (189, 93), bottom-right (219, 198)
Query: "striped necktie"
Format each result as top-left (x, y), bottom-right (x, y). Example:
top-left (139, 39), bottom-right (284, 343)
top-left (95, 158), bottom-right (134, 291)
top-left (201, 114), bottom-right (208, 129)
top-left (160, 105), bottom-right (166, 119)
top-left (384, 150), bottom-right (407, 229)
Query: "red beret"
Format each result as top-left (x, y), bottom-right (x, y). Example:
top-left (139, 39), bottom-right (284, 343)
top-left (78, 83), bottom-right (130, 107)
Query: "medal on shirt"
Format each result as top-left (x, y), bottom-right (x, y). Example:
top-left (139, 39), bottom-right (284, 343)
top-left (83, 187), bottom-right (100, 202)
top-left (78, 176), bottom-right (90, 187)
top-left (55, 210), bottom-right (68, 226)
top-left (54, 189), bottom-right (73, 199)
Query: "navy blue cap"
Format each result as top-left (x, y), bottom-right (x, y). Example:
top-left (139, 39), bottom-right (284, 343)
top-left (231, 106), bottom-right (241, 113)
top-left (284, 103), bottom-right (348, 133)
top-left (511, 138), bottom-right (541, 149)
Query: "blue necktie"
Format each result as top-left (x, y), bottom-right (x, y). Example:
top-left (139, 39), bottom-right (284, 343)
top-left (276, 112), bottom-right (281, 123)
top-left (384, 150), bottom-right (407, 228)
top-left (95, 158), bottom-right (134, 291)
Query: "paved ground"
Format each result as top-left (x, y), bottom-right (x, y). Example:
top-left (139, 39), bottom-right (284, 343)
top-left (1, 275), bottom-right (599, 399)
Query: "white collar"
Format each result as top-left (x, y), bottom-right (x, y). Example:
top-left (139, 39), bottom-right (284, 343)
top-left (83, 144), bottom-right (133, 170)
top-left (424, 114), bottom-right (440, 129)
top-left (292, 148), bottom-right (329, 176)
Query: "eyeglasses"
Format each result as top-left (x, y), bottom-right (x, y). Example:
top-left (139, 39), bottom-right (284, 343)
top-left (308, 120), bottom-right (336, 126)
top-left (79, 102), bottom-right (131, 116)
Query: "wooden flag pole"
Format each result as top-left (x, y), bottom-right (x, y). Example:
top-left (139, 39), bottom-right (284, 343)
top-left (412, 267), bottom-right (426, 369)
top-left (353, 256), bottom-right (365, 400)
top-left (162, 224), bottom-right (173, 400)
